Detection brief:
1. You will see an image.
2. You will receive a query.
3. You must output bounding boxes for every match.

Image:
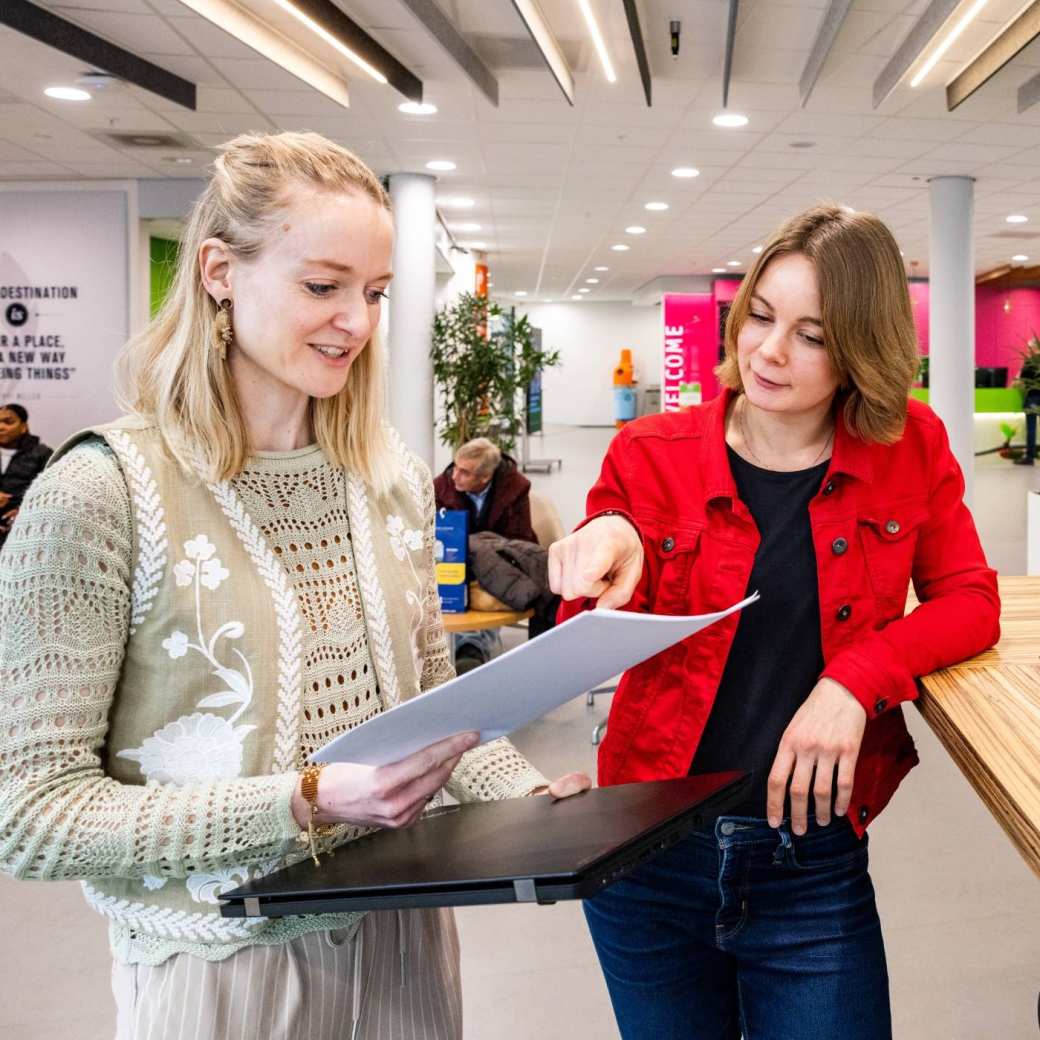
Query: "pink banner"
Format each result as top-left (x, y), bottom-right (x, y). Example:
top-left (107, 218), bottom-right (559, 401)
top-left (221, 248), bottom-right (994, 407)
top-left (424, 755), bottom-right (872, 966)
top-left (662, 293), bottom-right (714, 411)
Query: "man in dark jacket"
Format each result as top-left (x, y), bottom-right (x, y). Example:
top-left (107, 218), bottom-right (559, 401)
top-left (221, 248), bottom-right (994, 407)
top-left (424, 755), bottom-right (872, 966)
top-left (434, 438), bottom-right (537, 544)
top-left (434, 438), bottom-right (540, 671)
top-left (0, 404), bottom-right (52, 547)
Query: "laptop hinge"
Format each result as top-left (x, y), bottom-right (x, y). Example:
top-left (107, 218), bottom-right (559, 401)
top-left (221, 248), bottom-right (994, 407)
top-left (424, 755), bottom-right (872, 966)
top-left (244, 897), bottom-right (261, 918)
top-left (513, 878), bottom-right (537, 903)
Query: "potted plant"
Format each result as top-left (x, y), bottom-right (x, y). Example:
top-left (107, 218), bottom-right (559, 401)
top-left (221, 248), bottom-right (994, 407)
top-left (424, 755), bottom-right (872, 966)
top-left (430, 292), bottom-right (559, 452)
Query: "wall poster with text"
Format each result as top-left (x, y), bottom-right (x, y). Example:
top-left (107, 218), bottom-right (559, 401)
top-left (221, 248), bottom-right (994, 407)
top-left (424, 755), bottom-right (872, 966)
top-left (0, 188), bottom-right (129, 444)
top-left (662, 293), bottom-right (714, 411)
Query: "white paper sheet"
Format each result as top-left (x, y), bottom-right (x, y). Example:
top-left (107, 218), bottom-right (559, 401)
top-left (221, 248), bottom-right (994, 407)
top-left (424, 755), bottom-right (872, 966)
top-left (311, 593), bottom-right (759, 768)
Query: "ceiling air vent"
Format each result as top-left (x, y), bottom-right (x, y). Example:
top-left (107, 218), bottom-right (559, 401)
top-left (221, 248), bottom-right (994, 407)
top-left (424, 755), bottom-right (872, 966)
top-left (96, 131), bottom-right (201, 150)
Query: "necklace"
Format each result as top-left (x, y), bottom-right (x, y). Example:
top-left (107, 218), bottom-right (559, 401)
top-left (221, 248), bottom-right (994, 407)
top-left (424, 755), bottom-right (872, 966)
top-left (737, 397), bottom-right (833, 471)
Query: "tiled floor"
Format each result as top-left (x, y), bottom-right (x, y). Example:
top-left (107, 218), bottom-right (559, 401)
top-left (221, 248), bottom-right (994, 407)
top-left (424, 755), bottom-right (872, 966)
top-left (2, 422), bottom-right (1038, 1039)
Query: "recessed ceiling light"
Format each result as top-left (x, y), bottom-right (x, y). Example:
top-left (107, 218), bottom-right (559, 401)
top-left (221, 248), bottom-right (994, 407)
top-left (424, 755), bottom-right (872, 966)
top-left (712, 267), bottom-right (726, 273)
top-left (45, 86), bottom-right (91, 101)
top-left (439, 196), bottom-right (475, 209)
top-left (452, 222), bottom-right (481, 232)
top-left (399, 101), bottom-right (437, 115)
top-left (426, 159), bottom-right (456, 171)
top-left (585, 278), bottom-right (600, 283)
top-left (611, 244), bottom-right (630, 251)
top-left (727, 260), bottom-right (741, 266)
top-left (572, 295), bottom-right (584, 300)
top-left (751, 245), bottom-right (763, 254)
top-left (594, 266), bottom-right (609, 271)
top-left (713, 112), bottom-right (749, 128)
top-left (625, 225), bottom-right (646, 235)
top-left (645, 201), bottom-right (669, 211)
top-left (579, 288), bottom-right (591, 293)
top-left (515, 290), bottom-right (528, 297)
top-left (166, 156), bottom-right (194, 165)
top-left (671, 167), bottom-right (700, 178)
top-left (1007, 214), bottom-right (1028, 224)
top-left (1013, 254), bottom-right (1030, 262)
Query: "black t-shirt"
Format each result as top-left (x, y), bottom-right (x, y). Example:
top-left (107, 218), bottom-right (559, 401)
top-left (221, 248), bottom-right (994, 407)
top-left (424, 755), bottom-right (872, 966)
top-left (689, 446), bottom-right (829, 817)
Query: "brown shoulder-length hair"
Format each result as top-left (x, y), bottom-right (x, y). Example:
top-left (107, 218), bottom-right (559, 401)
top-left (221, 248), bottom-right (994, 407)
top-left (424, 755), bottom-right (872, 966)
top-left (716, 204), bottom-right (920, 444)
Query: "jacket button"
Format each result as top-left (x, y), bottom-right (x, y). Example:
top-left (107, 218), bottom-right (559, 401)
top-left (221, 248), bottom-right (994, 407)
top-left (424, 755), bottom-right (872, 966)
top-left (831, 537), bottom-right (848, 555)
top-left (836, 604), bottom-right (852, 621)
top-left (822, 481), bottom-right (836, 496)
top-left (858, 805), bottom-right (869, 824)
top-left (662, 536), bottom-right (675, 552)
top-left (874, 698), bottom-right (888, 714)
top-left (885, 519), bottom-right (900, 535)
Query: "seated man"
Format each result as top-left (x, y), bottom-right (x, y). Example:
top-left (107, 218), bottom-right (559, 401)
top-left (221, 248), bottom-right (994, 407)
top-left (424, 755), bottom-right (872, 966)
top-left (434, 439), bottom-right (544, 671)
top-left (434, 437), bottom-right (537, 544)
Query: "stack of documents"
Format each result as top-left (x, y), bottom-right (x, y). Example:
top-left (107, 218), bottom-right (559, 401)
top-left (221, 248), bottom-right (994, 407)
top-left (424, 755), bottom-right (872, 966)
top-left (312, 594), bottom-right (758, 768)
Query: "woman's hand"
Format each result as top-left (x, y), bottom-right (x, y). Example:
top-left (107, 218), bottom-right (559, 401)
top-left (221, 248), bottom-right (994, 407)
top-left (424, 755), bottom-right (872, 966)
top-left (292, 731), bottom-right (480, 831)
top-left (766, 678), bottom-right (866, 834)
top-left (548, 515), bottom-right (643, 610)
top-left (527, 772), bottom-right (593, 799)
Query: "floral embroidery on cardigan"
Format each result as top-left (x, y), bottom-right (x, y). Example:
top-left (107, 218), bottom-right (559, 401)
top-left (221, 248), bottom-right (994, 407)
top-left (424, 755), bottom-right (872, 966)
top-left (117, 533), bottom-right (256, 788)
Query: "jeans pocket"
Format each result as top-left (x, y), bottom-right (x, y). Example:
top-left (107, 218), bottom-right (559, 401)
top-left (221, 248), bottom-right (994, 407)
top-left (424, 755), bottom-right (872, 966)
top-left (788, 822), bottom-right (868, 871)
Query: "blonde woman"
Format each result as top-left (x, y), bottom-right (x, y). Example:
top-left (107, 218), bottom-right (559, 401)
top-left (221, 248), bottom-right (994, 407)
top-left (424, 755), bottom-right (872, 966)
top-left (0, 131), bottom-right (587, 1040)
top-left (549, 205), bottom-right (999, 1038)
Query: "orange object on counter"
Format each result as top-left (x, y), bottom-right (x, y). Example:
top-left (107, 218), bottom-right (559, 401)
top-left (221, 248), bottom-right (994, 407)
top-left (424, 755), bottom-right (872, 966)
top-left (614, 348), bottom-right (635, 386)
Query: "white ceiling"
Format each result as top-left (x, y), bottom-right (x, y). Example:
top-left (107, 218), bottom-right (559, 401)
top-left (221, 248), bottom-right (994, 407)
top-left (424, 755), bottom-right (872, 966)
top-left (5, 0), bottom-right (1040, 300)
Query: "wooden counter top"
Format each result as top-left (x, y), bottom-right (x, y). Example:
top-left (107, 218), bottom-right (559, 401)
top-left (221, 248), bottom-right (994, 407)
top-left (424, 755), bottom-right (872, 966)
top-left (913, 576), bottom-right (1040, 878)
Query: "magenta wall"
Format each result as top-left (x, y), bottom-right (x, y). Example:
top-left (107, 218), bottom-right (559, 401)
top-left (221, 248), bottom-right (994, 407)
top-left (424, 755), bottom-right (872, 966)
top-left (975, 285), bottom-right (1040, 377)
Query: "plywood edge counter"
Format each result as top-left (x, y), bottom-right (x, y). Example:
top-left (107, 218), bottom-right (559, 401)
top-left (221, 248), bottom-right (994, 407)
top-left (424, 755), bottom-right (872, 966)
top-left (912, 576), bottom-right (1040, 879)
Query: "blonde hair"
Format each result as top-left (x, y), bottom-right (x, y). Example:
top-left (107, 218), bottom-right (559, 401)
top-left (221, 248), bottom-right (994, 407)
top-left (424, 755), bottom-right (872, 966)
top-left (716, 204), bottom-right (920, 444)
top-left (455, 437), bottom-right (501, 477)
top-left (117, 130), bottom-right (398, 493)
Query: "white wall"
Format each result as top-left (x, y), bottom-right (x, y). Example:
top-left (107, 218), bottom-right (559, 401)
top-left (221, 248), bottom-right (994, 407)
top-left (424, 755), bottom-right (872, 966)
top-left (518, 301), bottom-right (661, 427)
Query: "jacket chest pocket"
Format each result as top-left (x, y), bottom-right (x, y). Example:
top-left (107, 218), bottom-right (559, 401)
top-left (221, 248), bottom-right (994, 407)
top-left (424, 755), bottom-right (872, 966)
top-left (644, 526), bottom-right (702, 614)
top-left (857, 506), bottom-right (928, 609)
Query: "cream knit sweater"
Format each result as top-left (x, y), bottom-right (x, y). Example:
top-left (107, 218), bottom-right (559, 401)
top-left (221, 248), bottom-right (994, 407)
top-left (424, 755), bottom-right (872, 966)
top-left (0, 438), bottom-right (546, 964)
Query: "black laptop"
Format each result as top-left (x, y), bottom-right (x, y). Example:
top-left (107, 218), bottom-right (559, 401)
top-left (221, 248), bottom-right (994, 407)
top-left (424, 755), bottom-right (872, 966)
top-left (220, 772), bottom-right (749, 919)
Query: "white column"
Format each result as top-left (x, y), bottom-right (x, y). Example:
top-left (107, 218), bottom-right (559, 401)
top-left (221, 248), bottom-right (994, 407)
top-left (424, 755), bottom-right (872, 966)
top-left (928, 176), bottom-right (976, 506)
top-left (386, 173), bottom-right (436, 465)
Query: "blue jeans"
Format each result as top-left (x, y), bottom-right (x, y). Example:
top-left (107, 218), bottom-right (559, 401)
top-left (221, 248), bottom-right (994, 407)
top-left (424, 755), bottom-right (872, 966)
top-left (584, 815), bottom-right (891, 1040)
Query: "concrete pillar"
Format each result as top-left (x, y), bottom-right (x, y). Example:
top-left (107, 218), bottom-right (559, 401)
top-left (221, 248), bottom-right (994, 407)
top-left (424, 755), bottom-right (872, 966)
top-left (928, 175), bottom-right (976, 507)
top-left (387, 173), bottom-right (436, 465)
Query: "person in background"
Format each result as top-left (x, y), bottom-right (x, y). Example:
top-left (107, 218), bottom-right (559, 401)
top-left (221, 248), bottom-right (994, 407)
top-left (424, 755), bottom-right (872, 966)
top-left (434, 437), bottom-right (537, 544)
top-left (549, 204), bottom-right (1000, 1040)
top-left (0, 403), bottom-right (52, 547)
top-left (0, 131), bottom-right (587, 1040)
top-left (435, 438), bottom-right (556, 669)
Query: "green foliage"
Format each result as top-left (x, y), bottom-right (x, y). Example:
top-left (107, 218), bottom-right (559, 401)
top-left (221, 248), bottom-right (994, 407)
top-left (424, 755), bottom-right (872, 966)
top-left (430, 292), bottom-right (560, 451)
top-left (1000, 421), bottom-right (1019, 442)
top-left (1013, 332), bottom-right (1040, 402)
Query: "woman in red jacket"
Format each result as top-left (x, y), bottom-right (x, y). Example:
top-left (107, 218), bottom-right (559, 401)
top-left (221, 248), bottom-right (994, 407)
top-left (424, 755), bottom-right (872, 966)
top-left (550, 205), bottom-right (1000, 1040)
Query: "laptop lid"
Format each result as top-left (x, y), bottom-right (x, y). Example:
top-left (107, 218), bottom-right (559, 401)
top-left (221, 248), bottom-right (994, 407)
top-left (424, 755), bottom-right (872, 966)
top-left (221, 772), bottom-right (749, 918)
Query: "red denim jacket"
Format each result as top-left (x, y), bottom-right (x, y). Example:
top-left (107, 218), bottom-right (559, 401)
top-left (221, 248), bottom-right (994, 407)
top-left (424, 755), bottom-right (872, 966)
top-left (560, 389), bottom-right (1000, 834)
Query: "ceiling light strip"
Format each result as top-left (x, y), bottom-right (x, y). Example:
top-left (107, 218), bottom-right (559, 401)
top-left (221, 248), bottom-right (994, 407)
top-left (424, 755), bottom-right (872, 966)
top-left (872, 0), bottom-right (961, 107)
top-left (911, 0), bottom-right (990, 88)
top-left (577, 0), bottom-right (617, 83)
top-left (174, 0), bottom-right (350, 108)
top-left (946, 0), bottom-right (1040, 109)
top-left (510, 0), bottom-right (576, 105)
top-left (798, 0), bottom-right (854, 107)
top-left (621, 0), bottom-right (651, 105)
top-left (272, 0), bottom-right (423, 100)
top-left (0, 0), bottom-right (196, 110)
top-left (270, 0), bottom-right (386, 82)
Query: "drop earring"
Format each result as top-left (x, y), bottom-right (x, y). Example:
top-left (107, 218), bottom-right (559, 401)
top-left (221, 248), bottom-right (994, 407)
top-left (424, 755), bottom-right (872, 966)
top-left (213, 298), bottom-right (233, 361)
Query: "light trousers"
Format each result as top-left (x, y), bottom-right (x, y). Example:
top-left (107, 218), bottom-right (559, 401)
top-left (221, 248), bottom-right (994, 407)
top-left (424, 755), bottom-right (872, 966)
top-left (111, 908), bottom-right (462, 1040)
